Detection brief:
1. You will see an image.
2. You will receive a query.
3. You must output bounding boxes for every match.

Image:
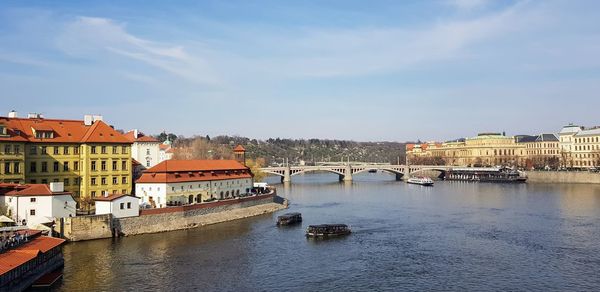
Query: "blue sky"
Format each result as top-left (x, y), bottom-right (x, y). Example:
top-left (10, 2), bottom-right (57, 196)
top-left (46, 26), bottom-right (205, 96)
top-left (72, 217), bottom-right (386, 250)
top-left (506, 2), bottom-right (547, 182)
top-left (1, 0), bottom-right (599, 141)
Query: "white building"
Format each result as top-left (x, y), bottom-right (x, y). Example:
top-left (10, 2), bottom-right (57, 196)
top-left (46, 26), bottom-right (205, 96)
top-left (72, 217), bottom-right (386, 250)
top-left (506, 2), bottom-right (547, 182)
top-left (159, 141), bottom-right (174, 163)
top-left (558, 124), bottom-right (600, 168)
top-left (94, 194), bottom-right (140, 218)
top-left (135, 160), bottom-right (253, 208)
top-left (0, 182), bottom-right (76, 227)
top-left (125, 129), bottom-right (161, 168)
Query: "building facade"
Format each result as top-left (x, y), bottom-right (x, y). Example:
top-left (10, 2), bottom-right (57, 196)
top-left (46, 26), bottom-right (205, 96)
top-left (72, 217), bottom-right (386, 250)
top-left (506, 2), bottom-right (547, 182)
top-left (125, 129), bottom-right (161, 168)
top-left (94, 194), bottom-right (140, 218)
top-left (0, 112), bottom-right (132, 200)
top-left (558, 125), bottom-right (600, 168)
top-left (0, 182), bottom-right (76, 227)
top-left (135, 160), bottom-right (253, 208)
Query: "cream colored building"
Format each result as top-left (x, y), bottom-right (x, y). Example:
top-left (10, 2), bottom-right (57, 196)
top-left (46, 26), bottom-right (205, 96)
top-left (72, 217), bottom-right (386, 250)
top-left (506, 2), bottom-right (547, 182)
top-left (516, 134), bottom-right (560, 169)
top-left (557, 124), bottom-right (600, 168)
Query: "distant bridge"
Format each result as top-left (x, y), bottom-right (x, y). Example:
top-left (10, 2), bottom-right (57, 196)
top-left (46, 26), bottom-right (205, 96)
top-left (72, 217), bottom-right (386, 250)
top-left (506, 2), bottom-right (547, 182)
top-left (260, 164), bottom-right (452, 182)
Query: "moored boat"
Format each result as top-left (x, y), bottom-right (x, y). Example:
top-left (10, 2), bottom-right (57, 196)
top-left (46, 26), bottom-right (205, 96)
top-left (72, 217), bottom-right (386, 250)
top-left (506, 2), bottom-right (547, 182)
top-left (444, 167), bottom-right (527, 183)
top-left (407, 176), bottom-right (434, 186)
top-left (277, 212), bottom-right (302, 226)
top-left (306, 224), bottom-right (351, 237)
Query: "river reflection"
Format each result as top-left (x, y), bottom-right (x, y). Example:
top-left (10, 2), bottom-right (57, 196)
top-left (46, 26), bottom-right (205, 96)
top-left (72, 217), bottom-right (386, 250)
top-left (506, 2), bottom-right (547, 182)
top-left (56, 173), bottom-right (600, 291)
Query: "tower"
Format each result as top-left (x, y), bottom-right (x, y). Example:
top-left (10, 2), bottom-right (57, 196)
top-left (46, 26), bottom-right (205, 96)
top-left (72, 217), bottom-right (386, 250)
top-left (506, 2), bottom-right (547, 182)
top-left (233, 145), bottom-right (246, 165)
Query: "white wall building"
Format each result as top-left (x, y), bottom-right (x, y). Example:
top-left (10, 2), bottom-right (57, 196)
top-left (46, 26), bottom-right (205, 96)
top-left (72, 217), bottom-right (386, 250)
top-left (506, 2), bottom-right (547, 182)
top-left (558, 124), bottom-right (600, 168)
top-left (125, 129), bottom-right (161, 168)
top-left (0, 182), bottom-right (76, 227)
top-left (135, 160), bottom-right (253, 208)
top-left (94, 194), bottom-right (140, 218)
top-left (159, 141), bottom-right (174, 163)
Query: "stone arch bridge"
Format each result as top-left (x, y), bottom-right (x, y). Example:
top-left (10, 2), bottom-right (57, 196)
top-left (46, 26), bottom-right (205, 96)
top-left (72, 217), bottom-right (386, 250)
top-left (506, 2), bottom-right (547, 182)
top-left (260, 164), bottom-right (451, 182)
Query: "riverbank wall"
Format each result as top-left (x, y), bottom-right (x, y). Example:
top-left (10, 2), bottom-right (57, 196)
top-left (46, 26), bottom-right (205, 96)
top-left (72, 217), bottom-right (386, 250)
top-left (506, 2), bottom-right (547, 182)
top-left (525, 171), bottom-right (600, 184)
top-left (62, 193), bottom-right (287, 241)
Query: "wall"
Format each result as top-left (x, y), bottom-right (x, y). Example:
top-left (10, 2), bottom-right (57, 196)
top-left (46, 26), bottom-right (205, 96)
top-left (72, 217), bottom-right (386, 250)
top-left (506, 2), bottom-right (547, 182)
top-left (525, 171), bottom-right (600, 184)
top-left (114, 194), bottom-right (280, 236)
top-left (61, 214), bottom-right (113, 241)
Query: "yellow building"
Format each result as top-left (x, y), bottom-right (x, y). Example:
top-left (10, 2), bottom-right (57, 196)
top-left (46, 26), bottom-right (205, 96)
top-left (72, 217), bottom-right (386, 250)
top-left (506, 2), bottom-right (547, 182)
top-left (516, 134), bottom-right (560, 169)
top-left (0, 112), bottom-right (132, 201)
top-left (558, 124), bottom-right (600, 168)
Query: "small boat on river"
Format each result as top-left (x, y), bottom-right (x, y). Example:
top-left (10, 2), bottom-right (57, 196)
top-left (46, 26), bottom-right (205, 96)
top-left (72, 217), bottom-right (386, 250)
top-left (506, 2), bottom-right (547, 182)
top-left (277, 212), bottom-right (302, 226)
top-left (407, 176), bottom-right (434, 186)
top-left (306, 224), bottom-right (351, 237)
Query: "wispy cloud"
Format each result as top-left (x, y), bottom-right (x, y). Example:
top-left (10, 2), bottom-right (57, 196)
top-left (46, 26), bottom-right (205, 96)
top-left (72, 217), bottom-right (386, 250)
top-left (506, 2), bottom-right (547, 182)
top-left (56, 16), bottom-right (220, 85)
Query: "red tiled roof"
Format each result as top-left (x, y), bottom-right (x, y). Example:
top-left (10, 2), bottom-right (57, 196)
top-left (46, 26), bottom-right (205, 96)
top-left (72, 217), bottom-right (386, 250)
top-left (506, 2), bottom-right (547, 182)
top-left (159, 144), bottom-right (170, 150)
top-left (0, 183), bottom-right (72, 197)
top-left (18, 236), bottom-right (65, 253)
top-left (124, 130), bottom-right (159, 143)
top-left (0, 117), bottom-right (131, 144)
top-left (233, 145), bottom-right (246, 152)
top-left (0, 236), bottom-right (65, 276)
top-left (93, 194), bottom-right (138, 202)
top-left (137, 160), bottom-right (252, 183)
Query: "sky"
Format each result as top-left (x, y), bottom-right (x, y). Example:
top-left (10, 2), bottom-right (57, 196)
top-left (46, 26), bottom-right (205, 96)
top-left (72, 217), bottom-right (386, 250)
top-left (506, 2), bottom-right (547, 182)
top-left (1, 0), bottom-right (599, 142)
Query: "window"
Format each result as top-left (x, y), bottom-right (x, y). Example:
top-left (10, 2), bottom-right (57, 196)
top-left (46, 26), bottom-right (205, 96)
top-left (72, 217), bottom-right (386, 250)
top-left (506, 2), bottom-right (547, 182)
top-left (30, 209), bottom-right (36, 216)
top-left (91, 178), bottom-right (97, 185)
top-left (122, 146), bottom-right (128, 154)
top-left (54, 146), bottom-right (59, 155)
top-left (120, 203), bottom-right (125, 209)
top-left (4, 163), bottom-right (10, 174)
top-left (101, 146), bottom-right (107, 154)
top-left (30, 162), bottom-right (37, 173)
top-left (101, 160), bottom-right (107, 171)
top-left (14, 162), bottom-right (20, 174)
top-left (41, 179), bottom-right (47, 184)
top-left (112, 146), bottom-right (118, 154)
top-left (41, 146), bottom-right (47, 154)
top-left (122, 189), bottom-right (126, 194)
top-left (4, 144), bottom-right (10, 154)
top-left (74, 178), bottom-right (79, 185)
top-left (91, 146), bottom-right (97, 154)
top-left (63, 162), bottom-right (69, 171)
top-left (14, 145), bottom-right (20, 154)
top-left (122, 177), bottom-right (127, 184)
top-left (74, 161), bottom-right (79, 171)
top-left (74, 147), bottom-right (79, 155)
top-left (146, 160), bottom-right (151, 167)
top-left (91, 161), bottom-right (97, 171)
top-left (112, 177), bottom-right (118, 185)
top-left (112, 161), bottom-right (118, 171)
top-left (64, 147), bottom-right (69, 155)
top-left (101, 177), bottom-right (107, 185)
top-left (127, 202), bottom-right (131, 209)
top-left (53, 161), bottom-right (59, 172)
top-left (41, 161), bottom-right (48, 172)
top-left (146, 149), bottom-right (150, 155)
top-left (91, 191), bottom-right (96, 197)
top-left (29, 145), bottom-right (37, 155)
top-left (30, 197), bottom-right (36, 203)
top-left (122, 161), bottom-right (127, 171)
top-left (64, 178), bottom-right (69, 186)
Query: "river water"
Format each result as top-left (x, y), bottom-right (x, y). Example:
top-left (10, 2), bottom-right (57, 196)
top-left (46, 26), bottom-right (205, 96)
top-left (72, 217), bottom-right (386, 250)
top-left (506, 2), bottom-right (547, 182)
top-left (56, 173), bottom-right (600, 291)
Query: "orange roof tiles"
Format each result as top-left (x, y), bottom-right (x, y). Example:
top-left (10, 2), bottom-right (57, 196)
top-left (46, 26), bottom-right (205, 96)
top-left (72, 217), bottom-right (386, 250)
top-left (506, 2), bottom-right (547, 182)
top-left (124, 130), bottom-right (159, 143)
top-left (0, 236), bottom-right (65, 276)
top-left (147, 160), bottom-right (248, 173)
top-left (93, 194), bottom-right (138, 202)
top-left (0, 183), bottom-right (72, 197)
top-left (137, 160), bottom-right (252, 183)
top-left (18, 236), bottom-right (65, 253)
top-left (0, 117), bottom-right (131, 144)
top-left (233, 145), bottom-right (246, 152)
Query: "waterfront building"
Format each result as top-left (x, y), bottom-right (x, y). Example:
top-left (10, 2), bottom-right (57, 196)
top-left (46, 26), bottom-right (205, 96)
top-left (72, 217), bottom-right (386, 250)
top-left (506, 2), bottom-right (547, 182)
top-left (558, 124), bottom-right (600, 168)
top-left (515, 134), bottom-right (560, 169)
top-left (124, 129), bottom-right (161, 169)
top-left (93, 194), bottom-right (140, 218)
top-left (135, 160), bottom-right (253, 208)
top-left (0, 182), bottom-right (76, 227)
top-left (0, 230), bottom-right (65, 291)
top-left (0, 112), bottom-right (133, 200)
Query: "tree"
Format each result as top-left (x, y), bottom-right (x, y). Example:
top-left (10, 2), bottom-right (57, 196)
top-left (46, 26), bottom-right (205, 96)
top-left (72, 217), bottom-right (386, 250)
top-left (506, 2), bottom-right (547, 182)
top-left (246, 158), bottom-right (267, 182)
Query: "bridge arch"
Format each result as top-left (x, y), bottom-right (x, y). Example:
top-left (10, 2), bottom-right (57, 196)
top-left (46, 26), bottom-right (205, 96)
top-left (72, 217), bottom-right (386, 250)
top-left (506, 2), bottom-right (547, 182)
top-left (290, 168), bottom-right (345, 177)
top-left (352, 167), bottom-right (406, 180)
top-left (407, 168), bottom-right (447, 178)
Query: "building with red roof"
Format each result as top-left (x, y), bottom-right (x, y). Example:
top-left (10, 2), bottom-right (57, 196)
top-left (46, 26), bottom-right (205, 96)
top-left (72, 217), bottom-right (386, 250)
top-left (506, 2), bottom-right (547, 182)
top-left (124, 129), bottom-right (161, 169)
top-left (135, 160), bottom-right (253, 208)
top-left (0, 111), bottom-right (133, 201)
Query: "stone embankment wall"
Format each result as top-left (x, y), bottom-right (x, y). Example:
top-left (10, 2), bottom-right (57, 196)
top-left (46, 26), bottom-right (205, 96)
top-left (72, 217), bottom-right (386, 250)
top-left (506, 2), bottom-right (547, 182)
top-left (114, 194), bottom-right (285, 237)
top-left (525, 171), bottom-right (600, 184)
top-left (60, 214), bottom-right (113, 241)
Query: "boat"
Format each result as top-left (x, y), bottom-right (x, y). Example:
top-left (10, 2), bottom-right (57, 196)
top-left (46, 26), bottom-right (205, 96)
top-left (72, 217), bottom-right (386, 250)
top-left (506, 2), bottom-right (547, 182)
top-left (306, 224), bottom-right (351, 237)
top-left (407, 176), bottom-right (434, 186)
top-left (444, 167), bottom-right (527, 183)
top-left (277, 212), bottom-right (302, 226)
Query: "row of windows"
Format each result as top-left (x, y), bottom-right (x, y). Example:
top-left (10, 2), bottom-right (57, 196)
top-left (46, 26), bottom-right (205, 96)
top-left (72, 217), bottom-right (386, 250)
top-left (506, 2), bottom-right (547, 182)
top-left (575, 145), bottom-right (600, 151)
top-left (526, 150), bottom-right (559, 155)
top-left (29, 161), bottom-right (79, 173)
top-left (29, 145), bottom-right (79, 155)
top-left (91, 189), bottom-right (128, 197)
top-left (575, 137), bottom-right (600, 144)
top-left (90, 176), bottom-right (128, 186)
top-left (90, 160), bottom-right (128, 171)
top-left (29, 177), bottom-right (80, 186)
top-left (574, 160), bottom-right (599, 166)
top-left (2, 144), bottom-right (21, 154)
top-left (140, 179), bottom-right (251, 193)
top-left (526, 143), bottom-right (558, 148)
top-left (2, 162), bottom-right (21, 174)
top-left (575, 153), bottom-right (600, 159)
top-left (90, 145), bottom-right (128, 155)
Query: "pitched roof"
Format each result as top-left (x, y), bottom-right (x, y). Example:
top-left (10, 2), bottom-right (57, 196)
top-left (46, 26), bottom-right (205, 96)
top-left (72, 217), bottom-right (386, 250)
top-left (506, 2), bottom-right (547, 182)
top-left (124, 130), bottom-right (160, 143)
top-left (574, 128), bottom-right (600, 137)
top-left (0, 117), bottom-right (131, 144)
top-left (0, 183), bottom-right (72, 197)
top-left (146, 160), bottom-right (248, 173)
top-left (233, 145), bottom-right (246, 152)
top-left (0, 236), bottom-right (65, 276)
top-left (137, 160), bottom-right (252, 183)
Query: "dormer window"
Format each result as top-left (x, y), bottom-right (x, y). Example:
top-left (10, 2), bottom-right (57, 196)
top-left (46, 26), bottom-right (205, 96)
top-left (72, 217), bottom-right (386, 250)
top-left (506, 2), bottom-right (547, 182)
top-left (0, 124), bottom-right (7, 137)
top-left (35, 131), bottom-right (54, 139)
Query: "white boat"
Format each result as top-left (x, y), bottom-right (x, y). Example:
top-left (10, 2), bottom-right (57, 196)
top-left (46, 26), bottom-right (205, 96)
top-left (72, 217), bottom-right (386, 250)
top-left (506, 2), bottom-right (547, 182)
top-left (407, 177), bottom-right (434, 186)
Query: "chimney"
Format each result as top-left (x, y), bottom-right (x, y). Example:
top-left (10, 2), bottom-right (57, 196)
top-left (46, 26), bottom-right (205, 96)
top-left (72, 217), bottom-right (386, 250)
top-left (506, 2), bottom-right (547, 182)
top-left (8, 110), bottom-right (17, 118)
top-left (27, 113), bottom-right (43, 119)
top-left (84, 115), bottom-right (93, 126)
top-left (133, 129), bottom-right (139, 139)
top-left (93, 115), bottom-right (103, 123)
top-left (49, 182), bottom-right (64, 193)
